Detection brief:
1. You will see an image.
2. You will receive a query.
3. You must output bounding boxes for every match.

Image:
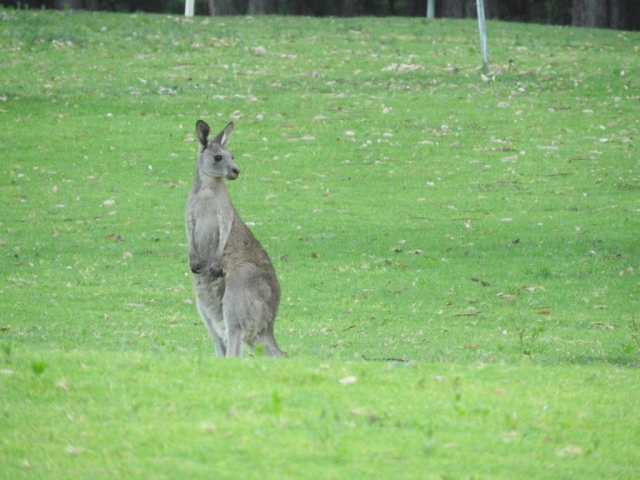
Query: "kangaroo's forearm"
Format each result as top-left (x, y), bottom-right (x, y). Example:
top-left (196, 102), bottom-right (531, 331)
top-left (187, 216), bottom-right (221, 274)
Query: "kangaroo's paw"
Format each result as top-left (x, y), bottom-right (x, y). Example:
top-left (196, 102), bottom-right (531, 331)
top-left (209, 266), bottom-right (224, 281)
top-left (190, 261), bottom-right (204, 274)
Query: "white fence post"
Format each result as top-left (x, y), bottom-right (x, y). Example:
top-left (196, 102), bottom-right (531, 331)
top-left (476, 0), bottom-right (489, 73)
top-left (185, 0), bottom-right (195, 17)
top-left (427, 0), bottom-right (435, 19)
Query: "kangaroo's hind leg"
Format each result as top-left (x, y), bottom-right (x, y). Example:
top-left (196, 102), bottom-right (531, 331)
top-left (196, 296), bottom-right (227, 357)
top-left (225, 324), bottom-right (243, 357)
top-left (222, 266), bottom-right (280, 358)
top-left (256, 324), bottom-right (285, 357)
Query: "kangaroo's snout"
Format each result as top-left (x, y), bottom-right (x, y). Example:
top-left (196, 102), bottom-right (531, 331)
top-left (227, 167), bottom-right (240, 180)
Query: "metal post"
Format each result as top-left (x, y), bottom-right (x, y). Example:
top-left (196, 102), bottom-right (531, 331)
top-left (185, 0), bottom-right (195, 17)
top-left (476, 0), bottom-right (489, 73)
top-left (427, 0), bottom-right (435, 19)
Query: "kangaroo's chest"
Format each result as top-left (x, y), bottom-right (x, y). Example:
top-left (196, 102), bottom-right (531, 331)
top-left (190, 189), bottom-right (235, 247)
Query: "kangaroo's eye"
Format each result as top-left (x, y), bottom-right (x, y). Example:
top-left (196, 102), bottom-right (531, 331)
top-left (214, 155), bottom-right (223, 162)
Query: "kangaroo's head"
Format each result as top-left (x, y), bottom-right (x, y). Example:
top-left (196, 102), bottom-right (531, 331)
top-left (195, 120), bottom-right (239, 180)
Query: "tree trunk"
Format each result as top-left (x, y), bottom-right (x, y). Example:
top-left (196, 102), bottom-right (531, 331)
top-left (285, 0), bottom-right (306, 15)
top-left (209, 0), bottom-right (239, 15)
top-left (464, 0), bottom-right (476, 18)
top-left (55, 0), bottom-right (83, 9)
top-left (572, 0), bottom-right (608, 28)
top-left (341, 0), bottom-right (362, 17)
top-left (55, 0), bottom-right (100, 10)
top-left (609, 0), bottom-right (628, 30)
top-left (485, 0), bottom-right (500, 19)
top-left (248, 0), bottom-right (277, 15)
top-left (441, 0), bottom-right (467, 18)
top-left (407, 0), bottom-right (425, 16)
top-left (85, 0), bottom-right (100, 11)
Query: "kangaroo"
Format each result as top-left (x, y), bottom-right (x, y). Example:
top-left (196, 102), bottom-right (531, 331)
top-left (185, 120), bottom-right (284, 357)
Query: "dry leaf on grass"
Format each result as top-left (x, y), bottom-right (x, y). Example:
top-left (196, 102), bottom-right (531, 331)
top-left (339, 376), bottom-right (357, 385)
top-left (590, 322), bottom-right (614, 330)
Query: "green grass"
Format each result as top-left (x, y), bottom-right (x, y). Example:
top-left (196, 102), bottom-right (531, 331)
top-left (1, 9), bottom-right (639, 478)
top-left (2, 350), bottom-right (639, 479)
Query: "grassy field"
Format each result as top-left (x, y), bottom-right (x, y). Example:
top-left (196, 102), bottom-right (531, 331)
top-left (1, 9), bottom-right (639, 478)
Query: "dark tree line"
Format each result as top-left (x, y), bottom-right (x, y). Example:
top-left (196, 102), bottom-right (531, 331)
top-left (3, 0), bottom-right (639, 30)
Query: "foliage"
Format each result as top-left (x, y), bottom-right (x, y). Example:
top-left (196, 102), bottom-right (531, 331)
top-left (1, 10), bottom-right (639, 478)
top-left (2, 0), bottom-right (640, 31)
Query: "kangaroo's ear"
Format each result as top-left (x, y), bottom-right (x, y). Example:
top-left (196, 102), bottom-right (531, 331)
top-left (196, 120), bottom-right (211, 147)
top-left (213, 122), bottom-right (234, 147)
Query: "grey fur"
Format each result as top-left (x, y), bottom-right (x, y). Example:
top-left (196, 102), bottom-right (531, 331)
top-left (185, 120), bottom-right (284, 357)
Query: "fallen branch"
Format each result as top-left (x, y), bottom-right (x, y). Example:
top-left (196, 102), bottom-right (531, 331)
top-left (361, 355), bottom-right (407, 363)
top-left (452, 311), bottom-right (483, 317)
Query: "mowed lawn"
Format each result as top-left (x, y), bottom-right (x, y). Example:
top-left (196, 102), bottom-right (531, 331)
top-left (1, 9), bottom-right (639, 479)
